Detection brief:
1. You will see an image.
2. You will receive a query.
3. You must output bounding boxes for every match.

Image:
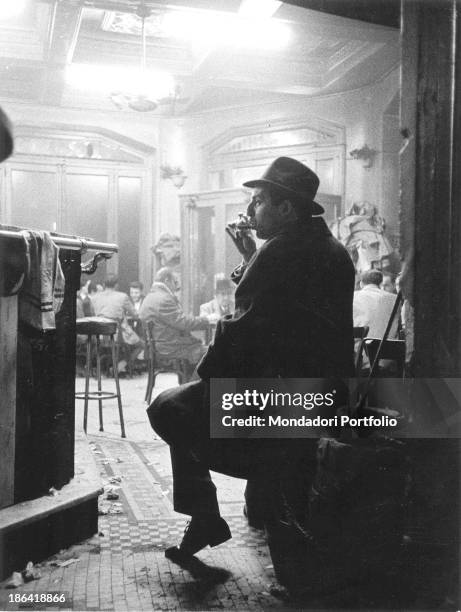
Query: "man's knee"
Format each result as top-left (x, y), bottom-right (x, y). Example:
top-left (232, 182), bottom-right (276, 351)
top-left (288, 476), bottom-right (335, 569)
top-left (146, 380), bottom-right (207, 445)
top-left (146, 388), bottom-right (176, 440)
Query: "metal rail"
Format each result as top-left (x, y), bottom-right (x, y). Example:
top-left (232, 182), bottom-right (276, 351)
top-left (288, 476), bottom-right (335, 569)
top-left (0, 228), bottom-right (118, 254)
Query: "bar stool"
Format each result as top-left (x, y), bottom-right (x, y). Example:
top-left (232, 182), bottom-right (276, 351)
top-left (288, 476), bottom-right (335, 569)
top-left (75, 316), bottom-right (126, 438)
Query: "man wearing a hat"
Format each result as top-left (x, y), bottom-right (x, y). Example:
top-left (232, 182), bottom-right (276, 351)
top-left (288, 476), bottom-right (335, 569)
top-left (147, 157), bottom-right (355, 568)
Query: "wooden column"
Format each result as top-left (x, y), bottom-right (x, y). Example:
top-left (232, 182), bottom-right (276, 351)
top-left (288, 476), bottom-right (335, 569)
top-left (0, 296), bottom-right (17, 509)
top-left (400, 0), bottom-right (460, 377)
top-left (400, 3), bottom-right (460, 599)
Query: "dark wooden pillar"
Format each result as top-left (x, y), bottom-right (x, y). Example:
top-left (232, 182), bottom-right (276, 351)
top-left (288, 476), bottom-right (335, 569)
top-left (400, 2), bottom-right (460, 601)
top-left (401, 0), bottom-right (460, 377)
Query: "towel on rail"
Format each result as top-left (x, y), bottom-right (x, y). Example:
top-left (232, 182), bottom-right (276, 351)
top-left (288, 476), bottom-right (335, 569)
top-left (18, 230), bottom-right (65, 331)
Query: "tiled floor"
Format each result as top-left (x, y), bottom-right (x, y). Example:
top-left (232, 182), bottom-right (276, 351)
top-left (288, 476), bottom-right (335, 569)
top-left (1, 374), bottom-right (285, 611)
top-left (3, 373), bottom-right (457, 611)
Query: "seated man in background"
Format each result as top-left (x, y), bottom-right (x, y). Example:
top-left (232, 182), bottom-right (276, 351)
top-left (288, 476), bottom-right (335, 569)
top-left (139, 267), bottom-right (211, 379)
top-left (353, 269), bottom-right (398, 338)
top-left (199, 278), bottom-right (235, 323)
top-left (353, 269), bottom-right (399, 372)
top-left (92, 275), bottom-right (143, 373)
top-left (92, 274), bottom-right (136, 320)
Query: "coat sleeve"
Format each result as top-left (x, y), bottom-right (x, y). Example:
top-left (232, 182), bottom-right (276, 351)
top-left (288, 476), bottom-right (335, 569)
top-left (142, 292), bottom-right (209, 332)
top-left (198, 238), bottom-right (294, 379)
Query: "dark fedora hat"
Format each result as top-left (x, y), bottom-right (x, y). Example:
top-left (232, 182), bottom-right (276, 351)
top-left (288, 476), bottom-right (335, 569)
top-left (243, 156), bottom-right (324, 215)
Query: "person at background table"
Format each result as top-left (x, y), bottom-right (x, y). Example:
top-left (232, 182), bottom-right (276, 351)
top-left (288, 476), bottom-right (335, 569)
top-left (381, 272), bottom-right (397, 294)
top-left (129, 280), bottom-right (145, 313)
top-left (353, 269), bottom-right (398, 339)
top-left (87, 280), bottom-right (102, 301)
top-left (92, 275), bottom-right (136, 321)
top-left (77, 279), bottom-right (93, 318)
top-left (129, 280), bottom-right (145, 337)
top-left (139, 267), bottom-right (212, 380)
top-left (92, 274), bottom-right (143, 373)
top-left (199, 278), bottom-right (235, 324)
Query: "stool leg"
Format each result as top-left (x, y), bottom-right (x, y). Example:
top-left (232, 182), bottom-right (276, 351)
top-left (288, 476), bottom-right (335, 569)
top-left (96, 335), bottom-right (104, 432)
top-left (145, 355), bottom-right (154, 404)
top-left (83, 334), bottom-right (92, 434)
top-left (150, 370), bottom-right (157, 403)
top-left (144, 365), bottom-right (152, 403)
top-left (144, 365), bottom-right (151, 402)
top-left (111, 334), bottom-right (126, 438)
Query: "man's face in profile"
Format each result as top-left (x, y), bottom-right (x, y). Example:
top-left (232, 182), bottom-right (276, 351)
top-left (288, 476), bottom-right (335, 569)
top-left (246, 186), bottom-right (283, 240)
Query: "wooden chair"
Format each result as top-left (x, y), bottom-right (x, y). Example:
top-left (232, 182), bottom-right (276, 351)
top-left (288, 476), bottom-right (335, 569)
top-left (362, 337), bottom-right (406, 378)
top-left (143, 320), bottom-right (189, 404)
top-left (354, 338), bottom-right (407, 422)
top-left (353, 325), bottom-right (369, 374)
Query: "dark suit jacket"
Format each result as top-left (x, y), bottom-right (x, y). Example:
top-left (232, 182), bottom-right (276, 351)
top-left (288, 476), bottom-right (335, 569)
top-left (139, 282), bottom-right (208, 358)
top-left (198, 217), bottom-right (355, 379)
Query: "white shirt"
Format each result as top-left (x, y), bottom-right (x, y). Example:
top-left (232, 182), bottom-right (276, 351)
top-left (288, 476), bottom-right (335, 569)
top-left (353, 284), bottom-right (398, 338)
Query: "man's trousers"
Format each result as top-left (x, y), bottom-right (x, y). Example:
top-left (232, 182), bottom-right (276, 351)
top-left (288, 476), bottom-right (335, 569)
top-left (147, 380), bottom-right (317, 518)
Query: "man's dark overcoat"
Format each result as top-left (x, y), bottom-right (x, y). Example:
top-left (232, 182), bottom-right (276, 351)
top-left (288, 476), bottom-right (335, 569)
top-left (148, 216), bottom-right (355, 518)
top-left (198, 216), bottom-right (355, 380)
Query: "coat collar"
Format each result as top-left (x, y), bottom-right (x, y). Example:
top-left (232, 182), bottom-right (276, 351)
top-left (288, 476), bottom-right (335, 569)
top-left (361, 283), bottom-right (382, 293)
top-left (272, 216), bottom-right (331, 240)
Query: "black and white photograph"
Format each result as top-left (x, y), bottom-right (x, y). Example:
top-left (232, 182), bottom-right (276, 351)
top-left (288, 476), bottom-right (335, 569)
top-left (0, 0), bottom-right (460, 610)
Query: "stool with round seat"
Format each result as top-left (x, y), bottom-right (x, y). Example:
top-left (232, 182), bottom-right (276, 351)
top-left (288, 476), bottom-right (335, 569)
top-left (75, 316), bottom-right (126, 438)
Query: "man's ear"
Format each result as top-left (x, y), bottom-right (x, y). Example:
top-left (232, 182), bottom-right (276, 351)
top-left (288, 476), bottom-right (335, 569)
top-left (278, 199), bottom-right (295, 218)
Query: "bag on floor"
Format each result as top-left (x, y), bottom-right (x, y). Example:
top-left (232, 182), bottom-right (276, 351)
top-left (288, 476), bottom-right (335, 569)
top-left (265, 433), bottom-right (409, 597)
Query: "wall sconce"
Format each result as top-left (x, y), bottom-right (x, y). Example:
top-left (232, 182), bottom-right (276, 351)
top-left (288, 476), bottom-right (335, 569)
top-left (348, 145), bottom-right (377, 168)
top-left (160, 164), bottom-right (187, 189)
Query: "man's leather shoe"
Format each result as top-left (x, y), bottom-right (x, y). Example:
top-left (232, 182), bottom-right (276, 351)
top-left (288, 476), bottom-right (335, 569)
top-left (166, 516), bottom-right (231, 560)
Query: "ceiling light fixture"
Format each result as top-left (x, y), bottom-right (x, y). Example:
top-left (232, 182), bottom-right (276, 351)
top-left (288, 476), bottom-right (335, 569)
top-left (66, 64), bottom-right (174, 101)
top-left (0, 0), bottom-right (27, 20)
top-left (162, 10), bottom-right (290, 50)
top-left (110, 2), bottom-right (162, 112)
top-left (66, 1), bottom-right (175, 112)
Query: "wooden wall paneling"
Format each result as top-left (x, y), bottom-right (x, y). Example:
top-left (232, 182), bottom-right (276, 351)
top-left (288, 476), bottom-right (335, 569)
top-left (0, 167), bottom-right (7, 223)
top-left (213, 198), bottom-right (226, 276)
top-left (452, 1), bottom-right (461, 372)
top-left (139, 161), bottom-right (155, 291)
top-left (180, 195), bottom-right (199, 314)
top-left (180, 188), bottom-right (251, 313)
top-left (0, 296), bottom-right (17, 509)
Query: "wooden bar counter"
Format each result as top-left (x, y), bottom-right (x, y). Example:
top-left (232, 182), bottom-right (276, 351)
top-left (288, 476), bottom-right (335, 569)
top-left (0, 229), bottom-right (117, 579)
